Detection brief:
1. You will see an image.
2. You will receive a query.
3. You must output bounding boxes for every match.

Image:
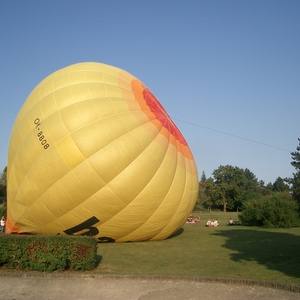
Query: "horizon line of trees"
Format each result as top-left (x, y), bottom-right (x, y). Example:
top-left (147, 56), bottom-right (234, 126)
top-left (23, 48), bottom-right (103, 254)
top-left (196, 138), bottom-right (300, 227)
top-left (197, 167), bottom-right (290, 212)
top-left (0, 166), bottom-right (6, 203)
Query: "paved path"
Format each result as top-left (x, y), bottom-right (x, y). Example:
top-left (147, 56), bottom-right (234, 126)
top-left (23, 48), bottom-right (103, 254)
top-left (0, 273), bottom-right (299, 300)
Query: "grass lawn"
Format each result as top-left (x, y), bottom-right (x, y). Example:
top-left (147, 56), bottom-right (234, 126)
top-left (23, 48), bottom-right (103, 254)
top-left (96, 211), bottom-right (300, 286)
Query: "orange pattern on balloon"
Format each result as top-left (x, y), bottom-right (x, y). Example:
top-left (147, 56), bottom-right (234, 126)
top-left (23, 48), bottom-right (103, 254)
top-left (131, 80), bottom-right (193, 160)
top-left (5, 217), bottom-right (19, 234)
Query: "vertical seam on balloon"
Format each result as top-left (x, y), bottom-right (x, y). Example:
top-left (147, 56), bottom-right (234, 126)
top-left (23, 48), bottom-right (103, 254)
top-left (9, 100), bottom-right (45, 181)
top-left (169, 157), bottom-right (189, 231)
top-left (29, 91), bottom-right (96, 226)
top-left (9, 103), bottom-right (49, 205)
top-left (13, 118), bottom-right (158, 227)
top-left (118, 139), bottom-right (178, 238)
top-left (8, 95), bottom-right (139, 168)
top-left (9, 63), bottom-right (135, 162)
top-left (20, 80), bottom-right (133, 119)
top-left (34, 120), bottom-right (164, 228)
top-left (99, 128), bottom-right (172, 234)
top-left (9, 80), bottom-right (134, 163)
top-left (59, 108), bottom-right (129, 221)
top-left (22, 94), bottom-right (136, 131)
top-left (117, 133), bottom-right (179, 241)
top-left (54, 109), bottom-right (142, 145)
top-left (177, 159), bottom-right (194, 224)
top-left (7, 104), bottom-right (47, 224)
top-left (151, 143), bottom-right (188, 240)
top-left (58, 122), bottom-right (166, 224)
top-left (10, 109), bottom-right (147, 205)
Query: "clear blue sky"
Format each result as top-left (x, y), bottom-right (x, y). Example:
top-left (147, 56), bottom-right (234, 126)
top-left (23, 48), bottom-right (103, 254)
top-left (0, 0), bottom-right (299, 183)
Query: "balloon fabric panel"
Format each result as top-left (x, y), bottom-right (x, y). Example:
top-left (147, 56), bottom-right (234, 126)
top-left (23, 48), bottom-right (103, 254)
top-left (7, 62), bottom-right (198, 242)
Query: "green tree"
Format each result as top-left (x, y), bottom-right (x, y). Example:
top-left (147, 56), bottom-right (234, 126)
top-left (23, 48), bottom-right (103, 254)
top-left (208, 165), bottom-right (259, 212)
top-left (0, 167), bottom-right (7, 203)
top-left (200, 171), bottom-right (206, 183)
top-left (272, 177), bottom-right (289, 192)
top-left (266, 182), bottom-right (273, 190)
top-left (257, 180), bottom-right (273, 196)
top-left (290, 138), bottom-right (300, 209)
top-left (196, 171), bottom-right (209, 210)
top-left (0, 166), bottom-right (7, 186)
top-left (239, 192), bottom-right (299, 228)
top-left (202, 178), bottom-right (219, 211)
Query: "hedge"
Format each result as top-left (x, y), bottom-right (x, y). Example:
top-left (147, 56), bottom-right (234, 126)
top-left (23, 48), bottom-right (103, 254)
top-left (0, 234), bottom-right (98, 271)
top-left (239, 192), bottom-right (300, 228)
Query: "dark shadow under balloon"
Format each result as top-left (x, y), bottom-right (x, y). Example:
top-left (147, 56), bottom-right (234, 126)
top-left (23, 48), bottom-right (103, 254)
top-left (167, 227), bottom-right (184, 240)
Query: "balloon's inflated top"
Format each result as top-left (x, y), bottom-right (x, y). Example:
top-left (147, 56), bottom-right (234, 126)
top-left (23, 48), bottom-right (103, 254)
top-left (7, 62), bottom-right (198, 242)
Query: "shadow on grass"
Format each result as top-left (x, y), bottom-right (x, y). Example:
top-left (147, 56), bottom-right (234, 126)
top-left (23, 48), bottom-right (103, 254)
top-left (214, 229), bottom-right (300, 279)
top-left (167, 228), bottom-right (184, 239)
top-left (95, 254), bottom-right (103, 267)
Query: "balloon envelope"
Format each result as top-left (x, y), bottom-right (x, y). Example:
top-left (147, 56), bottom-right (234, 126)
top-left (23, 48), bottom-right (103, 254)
top-left (7, 62), bottom-right (198, 242)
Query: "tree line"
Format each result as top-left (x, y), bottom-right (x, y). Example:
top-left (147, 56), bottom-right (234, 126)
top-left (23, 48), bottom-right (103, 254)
top-left (198, 167), bottom-right (289, 212)
top-left (196, 138), bottom-right (300, 227)
top-left (0, 166), bottom-right (6, 204)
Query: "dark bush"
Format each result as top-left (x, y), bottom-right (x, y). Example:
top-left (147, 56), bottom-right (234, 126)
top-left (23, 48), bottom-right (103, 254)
top-left (0, 234), bottom-right (98, 271)
top-left (239, 192), bottom-right (300, 228)
top-left (0, 205), bottom-right (4, 218)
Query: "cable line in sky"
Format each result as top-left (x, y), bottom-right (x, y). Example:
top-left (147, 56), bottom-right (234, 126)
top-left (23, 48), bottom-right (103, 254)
top-left (174, 118), bottom-right (291, 153)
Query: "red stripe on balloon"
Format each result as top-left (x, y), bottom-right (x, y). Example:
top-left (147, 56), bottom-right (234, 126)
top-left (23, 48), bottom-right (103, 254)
top-left (142, 89), bottom-right (188, 146)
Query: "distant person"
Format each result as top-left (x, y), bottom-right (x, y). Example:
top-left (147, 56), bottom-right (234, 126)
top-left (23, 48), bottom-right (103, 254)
top-left (206, 220), bottom-right (212, 227)
top-left (229, 218), bottom-right (234, 225)
top-left (0, 216), bottom-right (5, 233)
top-left (213, 220), bottom-right (219, 227)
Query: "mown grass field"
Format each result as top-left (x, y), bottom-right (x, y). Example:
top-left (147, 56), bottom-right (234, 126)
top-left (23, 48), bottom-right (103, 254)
top-left (96, 211), bottom-right (300, 286)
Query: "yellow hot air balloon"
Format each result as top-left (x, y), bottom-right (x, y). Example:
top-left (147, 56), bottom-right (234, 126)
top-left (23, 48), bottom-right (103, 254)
top-left (6, 62), bottom-right (198, 242)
